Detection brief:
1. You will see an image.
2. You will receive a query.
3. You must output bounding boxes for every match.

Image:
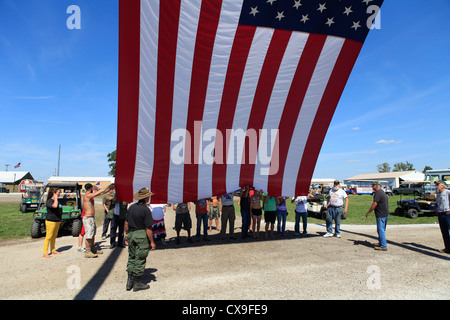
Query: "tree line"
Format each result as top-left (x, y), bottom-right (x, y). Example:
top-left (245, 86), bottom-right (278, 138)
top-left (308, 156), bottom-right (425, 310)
top-left (377, 162), bottom-right (432, 173)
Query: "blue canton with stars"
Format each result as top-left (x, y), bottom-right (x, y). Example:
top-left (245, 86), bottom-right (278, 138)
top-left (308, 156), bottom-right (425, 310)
top-left (239, 0), bottom-right (384, 43)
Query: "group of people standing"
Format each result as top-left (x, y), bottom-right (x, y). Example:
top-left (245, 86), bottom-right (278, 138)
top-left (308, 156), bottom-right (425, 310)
top-left (172, 183), bottom-right (343, 242)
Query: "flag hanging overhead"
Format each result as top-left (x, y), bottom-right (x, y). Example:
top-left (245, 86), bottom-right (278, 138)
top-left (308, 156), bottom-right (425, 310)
top-left (116, 0), bottom-right (383, 203)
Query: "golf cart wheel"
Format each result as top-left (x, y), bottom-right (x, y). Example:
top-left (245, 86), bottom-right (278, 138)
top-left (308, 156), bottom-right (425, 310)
top-left (20, 204), bottom-right (26, 213)
top-left (394, 208), bottom-right (403, 216)
top-left (407, 208), bottom-right (419, 219)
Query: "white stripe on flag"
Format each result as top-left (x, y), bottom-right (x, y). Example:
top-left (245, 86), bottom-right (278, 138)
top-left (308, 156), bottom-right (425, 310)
top-left (225, 27), bottom-right (274, 194)
top-left (167, 0), bottom-right (202, 203)
top-left (134, 0), bottom-right (160, 194)
top-left (253, 31), bottom-right (309, 192)
top-left (281, 36), bottom-right (345, 196)
top-left (196, 0), bottom-right (244, 201)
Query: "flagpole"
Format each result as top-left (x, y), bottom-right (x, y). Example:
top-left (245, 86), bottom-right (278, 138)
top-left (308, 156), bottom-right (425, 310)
top-left (57, 144), bottom-right (61, 177)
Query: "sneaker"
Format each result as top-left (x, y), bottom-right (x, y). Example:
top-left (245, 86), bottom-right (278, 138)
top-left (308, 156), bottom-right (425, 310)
top-left (374, 246), bottom-right (387, 251)
top-left (323, 232), bottom-right (333, 238)
top-left (335, 234), bottom-right (341, 238)
top-left (77, 247), bottom-right (85, 253)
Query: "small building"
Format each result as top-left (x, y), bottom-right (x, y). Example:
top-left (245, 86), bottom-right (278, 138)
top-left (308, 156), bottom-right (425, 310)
top-left (344, 171), bottom-right (425, 189)
top-left (47, 176), bottom-right (115, 191)
top-left (0, 171), bottom-right (35, 193)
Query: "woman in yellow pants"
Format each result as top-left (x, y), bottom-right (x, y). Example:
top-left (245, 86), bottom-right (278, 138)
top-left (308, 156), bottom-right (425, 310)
top-left (43, 188), bottom-right (63, 258)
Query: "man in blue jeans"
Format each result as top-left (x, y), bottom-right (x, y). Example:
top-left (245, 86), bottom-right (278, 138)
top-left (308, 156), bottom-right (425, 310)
top-left (292, 193), bottom-right (313, 236)
top-left (194, 198), bottom-right (210, 241)
top-left (324, 180), bottom-right (349, 238)
top-left (366, 181), bottom-right (389, 251)
top-left (239, 187), bottom-right (251, 239)
top-left (435, 181), bottom-right (450, 254)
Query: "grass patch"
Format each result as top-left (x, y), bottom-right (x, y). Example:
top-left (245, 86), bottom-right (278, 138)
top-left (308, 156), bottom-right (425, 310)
top-left (0, 203), bottom-right (36, 239)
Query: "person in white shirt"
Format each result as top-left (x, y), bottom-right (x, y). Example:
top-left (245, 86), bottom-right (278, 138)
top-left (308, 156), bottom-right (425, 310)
top-left (291, 192), bottom-right (313, 236)
top-left (324, 180), bottom-right (349, 238)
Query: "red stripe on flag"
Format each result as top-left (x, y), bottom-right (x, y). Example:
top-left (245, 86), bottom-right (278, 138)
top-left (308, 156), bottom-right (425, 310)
top-left (239, 29), bottom-right (292, 189)
top-left (211, 25), bottom-right (256, 196)
top-left (267, 34), bottom-right (327, 196)
top-left (151, 0), bottom-right (182, 203)
top-left (295, 39), bottom-right (363, 196)
top-left (116, 0), bottom-right (141, 202)
top-left (183, 0), bottom-right (223, 202)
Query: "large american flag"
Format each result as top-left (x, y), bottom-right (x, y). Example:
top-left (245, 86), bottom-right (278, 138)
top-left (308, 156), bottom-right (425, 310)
top-left (116, 0), bottom-right (383, 203)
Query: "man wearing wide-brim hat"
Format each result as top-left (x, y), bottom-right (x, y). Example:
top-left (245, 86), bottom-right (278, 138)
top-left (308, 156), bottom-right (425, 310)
top-left (124, 188), bottom-right (156, 291)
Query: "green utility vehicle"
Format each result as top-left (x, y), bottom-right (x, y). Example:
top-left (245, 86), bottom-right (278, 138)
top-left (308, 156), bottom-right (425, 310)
top-left (31, 183), bottom-right (83, 238)
top-left (20, 187), bottom-right (43, 213)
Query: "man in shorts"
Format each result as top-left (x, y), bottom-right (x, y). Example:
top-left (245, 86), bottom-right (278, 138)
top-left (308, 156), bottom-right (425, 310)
top-left (208, 196), bottom-right (221, 232)
top-left (83, 183), bottom-right (114, 258)
top-left (173, 202), bottom-right (192, 244)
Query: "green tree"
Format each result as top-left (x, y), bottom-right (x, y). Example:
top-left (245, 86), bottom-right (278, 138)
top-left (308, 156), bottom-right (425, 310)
top-left (422, 165), bottom-right (432, 173)
top-left (107, 150), bottom-right (116, 177)
top-left (377, 162), bottom-right (391, 173)
top-left (392, 161), bottom-right (414, 172)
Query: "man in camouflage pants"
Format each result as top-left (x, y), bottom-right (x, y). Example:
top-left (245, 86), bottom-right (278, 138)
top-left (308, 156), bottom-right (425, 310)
top-left (124, 188), bottom-right (156, 292)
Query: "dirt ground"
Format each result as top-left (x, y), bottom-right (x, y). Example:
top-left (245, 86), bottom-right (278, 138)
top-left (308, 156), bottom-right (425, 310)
top-left (0, 194), bottom-right (449, 301)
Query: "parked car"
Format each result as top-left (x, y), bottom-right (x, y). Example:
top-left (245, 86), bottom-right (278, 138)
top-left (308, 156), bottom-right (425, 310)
top-left (392, 181), bottom-right (425, 196)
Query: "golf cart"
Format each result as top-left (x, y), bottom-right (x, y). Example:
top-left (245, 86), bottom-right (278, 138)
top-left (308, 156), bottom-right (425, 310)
top-left (395, 181), bottom-right (436, 219)
top-left (20, 186), bottom-right (44, 213)
top-left (31, 183), bottom-right (83, 238)
top-left (307, 193), bottom-right (327, 219)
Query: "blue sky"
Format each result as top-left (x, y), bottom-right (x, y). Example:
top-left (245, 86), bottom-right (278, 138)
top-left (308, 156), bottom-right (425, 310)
top-left (0, 0), bottom-right (449, 183)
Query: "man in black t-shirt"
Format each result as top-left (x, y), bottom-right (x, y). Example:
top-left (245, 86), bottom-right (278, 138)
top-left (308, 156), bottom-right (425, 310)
top-left (125, 188), bottom-right (156, 292)
top-left (366, 182), bottom-right (389, 251)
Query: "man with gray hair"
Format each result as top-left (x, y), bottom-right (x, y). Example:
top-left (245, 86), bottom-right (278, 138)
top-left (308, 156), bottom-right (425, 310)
top-left (435, 181), bottom-right (450, 254)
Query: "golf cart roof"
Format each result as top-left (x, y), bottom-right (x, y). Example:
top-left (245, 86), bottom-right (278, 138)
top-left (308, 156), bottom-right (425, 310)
top-left (402, 181), bottom-right (427, 184)
top-left (46, 182), bottom-right (82, 190)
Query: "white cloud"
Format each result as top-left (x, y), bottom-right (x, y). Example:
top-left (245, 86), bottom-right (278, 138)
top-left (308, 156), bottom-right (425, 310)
top-left (376, 139), bottom-right (402, 144)
top-left (352, 127), bottom-right (360, 130)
